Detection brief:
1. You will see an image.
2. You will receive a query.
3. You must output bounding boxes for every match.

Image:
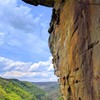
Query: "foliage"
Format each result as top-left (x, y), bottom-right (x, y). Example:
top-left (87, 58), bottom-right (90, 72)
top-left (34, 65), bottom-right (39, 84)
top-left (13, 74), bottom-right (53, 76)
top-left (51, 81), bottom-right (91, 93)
top-left (33, 82), bottom-right (62, 100)
top-left (0, 77), bottom-right (63, 100)
top-left (0, 77), bottom-right (46, 100)
top-left (58, 96), bottom-right (64, 100)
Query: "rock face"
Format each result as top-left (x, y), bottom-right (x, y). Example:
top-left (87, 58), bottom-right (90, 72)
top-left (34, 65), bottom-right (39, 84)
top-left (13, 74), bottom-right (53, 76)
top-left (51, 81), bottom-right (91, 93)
top-left (22, 0), bottom-right (54, 7)
top-left (22, 0), bottom-right (100, 100)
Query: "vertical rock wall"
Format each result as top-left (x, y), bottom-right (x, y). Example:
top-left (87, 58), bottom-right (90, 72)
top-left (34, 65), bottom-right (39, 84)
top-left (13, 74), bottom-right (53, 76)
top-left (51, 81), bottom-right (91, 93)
top-left (22, 0), bottom-right (100, 100)
top-left (49, 0), bottom-right (100, 100)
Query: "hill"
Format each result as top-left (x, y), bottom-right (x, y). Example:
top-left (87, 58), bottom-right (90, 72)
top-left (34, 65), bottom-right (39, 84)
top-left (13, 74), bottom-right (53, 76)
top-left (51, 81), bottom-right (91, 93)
top-left (0, 77), bottom-right (46, 100)
top-left (33, 82), bottom-right (62, 100)
top-left (33, 82), bottom-right (59, 92)
top-left (0, 77), bottom-right (63, 100)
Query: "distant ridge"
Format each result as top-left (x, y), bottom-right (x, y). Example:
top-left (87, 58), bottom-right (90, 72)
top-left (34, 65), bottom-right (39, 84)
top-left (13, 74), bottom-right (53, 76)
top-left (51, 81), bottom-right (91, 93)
top-left (33, 82), bottom-right (62, 100)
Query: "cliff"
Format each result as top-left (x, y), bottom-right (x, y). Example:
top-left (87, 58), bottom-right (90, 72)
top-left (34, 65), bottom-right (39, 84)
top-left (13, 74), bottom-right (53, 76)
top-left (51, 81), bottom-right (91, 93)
top-left (22, 0), bottom-right (54, 7)
top-left (22, 0), bottom-right (100, 100)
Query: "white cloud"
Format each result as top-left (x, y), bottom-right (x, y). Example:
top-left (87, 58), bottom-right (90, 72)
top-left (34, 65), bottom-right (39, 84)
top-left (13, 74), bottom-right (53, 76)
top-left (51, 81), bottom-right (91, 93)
top-left (0, 0), bottom-right (50, 59)
top-left (1, 71), bottom-right (57, 82)
top-left (0, 56), bottom-right (56, 82)
top-left (0, 0), bottom-right (54, 82)
top-left (0, 0), bottom-right (35, 33)
top-left (47, 64), bottom-right (53, 71)
top-left (29, 56), bottom-right (52, 71)
top-left (0, 0), bottom-right (34, 47)
top-left (3, 71), bottom-right (27, 77)
top-left (0, 56), bottom-right (53, 72)
top-left (0, 56), bottom-right (32, 71)
top-left (2, 71), bottom-right (37, 78)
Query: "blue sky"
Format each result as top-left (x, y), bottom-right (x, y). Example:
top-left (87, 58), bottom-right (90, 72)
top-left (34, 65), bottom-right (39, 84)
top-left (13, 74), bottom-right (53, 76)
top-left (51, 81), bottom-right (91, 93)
top-left (0, 0), bottom-right (57, 82)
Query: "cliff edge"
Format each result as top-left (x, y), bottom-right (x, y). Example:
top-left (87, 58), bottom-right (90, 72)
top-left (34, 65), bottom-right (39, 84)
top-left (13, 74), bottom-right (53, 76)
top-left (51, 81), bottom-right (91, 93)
top-left (22, 0), bottom-right (100, 100)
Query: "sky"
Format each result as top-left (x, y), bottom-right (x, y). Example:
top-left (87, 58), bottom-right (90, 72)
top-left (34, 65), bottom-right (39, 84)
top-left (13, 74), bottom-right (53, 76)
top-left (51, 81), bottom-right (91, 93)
top-left (0, 0), bottom-right (57, 82)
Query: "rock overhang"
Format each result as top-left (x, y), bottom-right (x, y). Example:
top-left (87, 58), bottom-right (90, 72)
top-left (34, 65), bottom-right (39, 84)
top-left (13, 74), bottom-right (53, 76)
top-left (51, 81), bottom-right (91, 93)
top-left (22, 0), bottom-right (54, 7)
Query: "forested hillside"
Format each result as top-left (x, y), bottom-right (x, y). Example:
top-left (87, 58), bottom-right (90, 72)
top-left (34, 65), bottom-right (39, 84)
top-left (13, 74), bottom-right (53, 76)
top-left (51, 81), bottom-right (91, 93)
top-left (33, 82), bottom-right (63, 100)
top-left (0, 77), bottom-right (46, 100)
top-left (0, 77), bottom-right (63, 100)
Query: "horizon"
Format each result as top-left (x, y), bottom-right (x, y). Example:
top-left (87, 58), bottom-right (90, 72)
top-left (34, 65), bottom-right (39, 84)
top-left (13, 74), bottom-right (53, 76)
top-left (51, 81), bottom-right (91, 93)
top-left (0, 0), bottom-right (57, 82)
top-left (0, 76), bottom-right (57, 82)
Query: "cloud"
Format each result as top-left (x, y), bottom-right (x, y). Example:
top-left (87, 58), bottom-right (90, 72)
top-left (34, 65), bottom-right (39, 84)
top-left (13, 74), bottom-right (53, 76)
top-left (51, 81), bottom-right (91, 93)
top-left (29, 57), bottom-right (53, 71)
top-left (0, 0), bottom-right (54, 82)
top-left (0, 56), bottom-right (53, 72)
top-left (47, 64), bottom-right (53, 71)
top-left (2, 71), bottom-right (52, 78)
top-left (0, 56), bottom-right (56, 82)
top-left (1, 71), bottom-right (57, 82)
top-left (0, 0), bottom-right (34, 32)
top-left (0, 56), bottom-right (32, 71)
top-left (0, 0), bottom-right (51, 62)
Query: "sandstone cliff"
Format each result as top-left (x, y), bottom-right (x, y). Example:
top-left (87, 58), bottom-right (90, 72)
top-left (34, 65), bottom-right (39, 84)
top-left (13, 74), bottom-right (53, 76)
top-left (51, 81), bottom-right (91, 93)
top-left (22, 0), bottom-right (100, 100)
